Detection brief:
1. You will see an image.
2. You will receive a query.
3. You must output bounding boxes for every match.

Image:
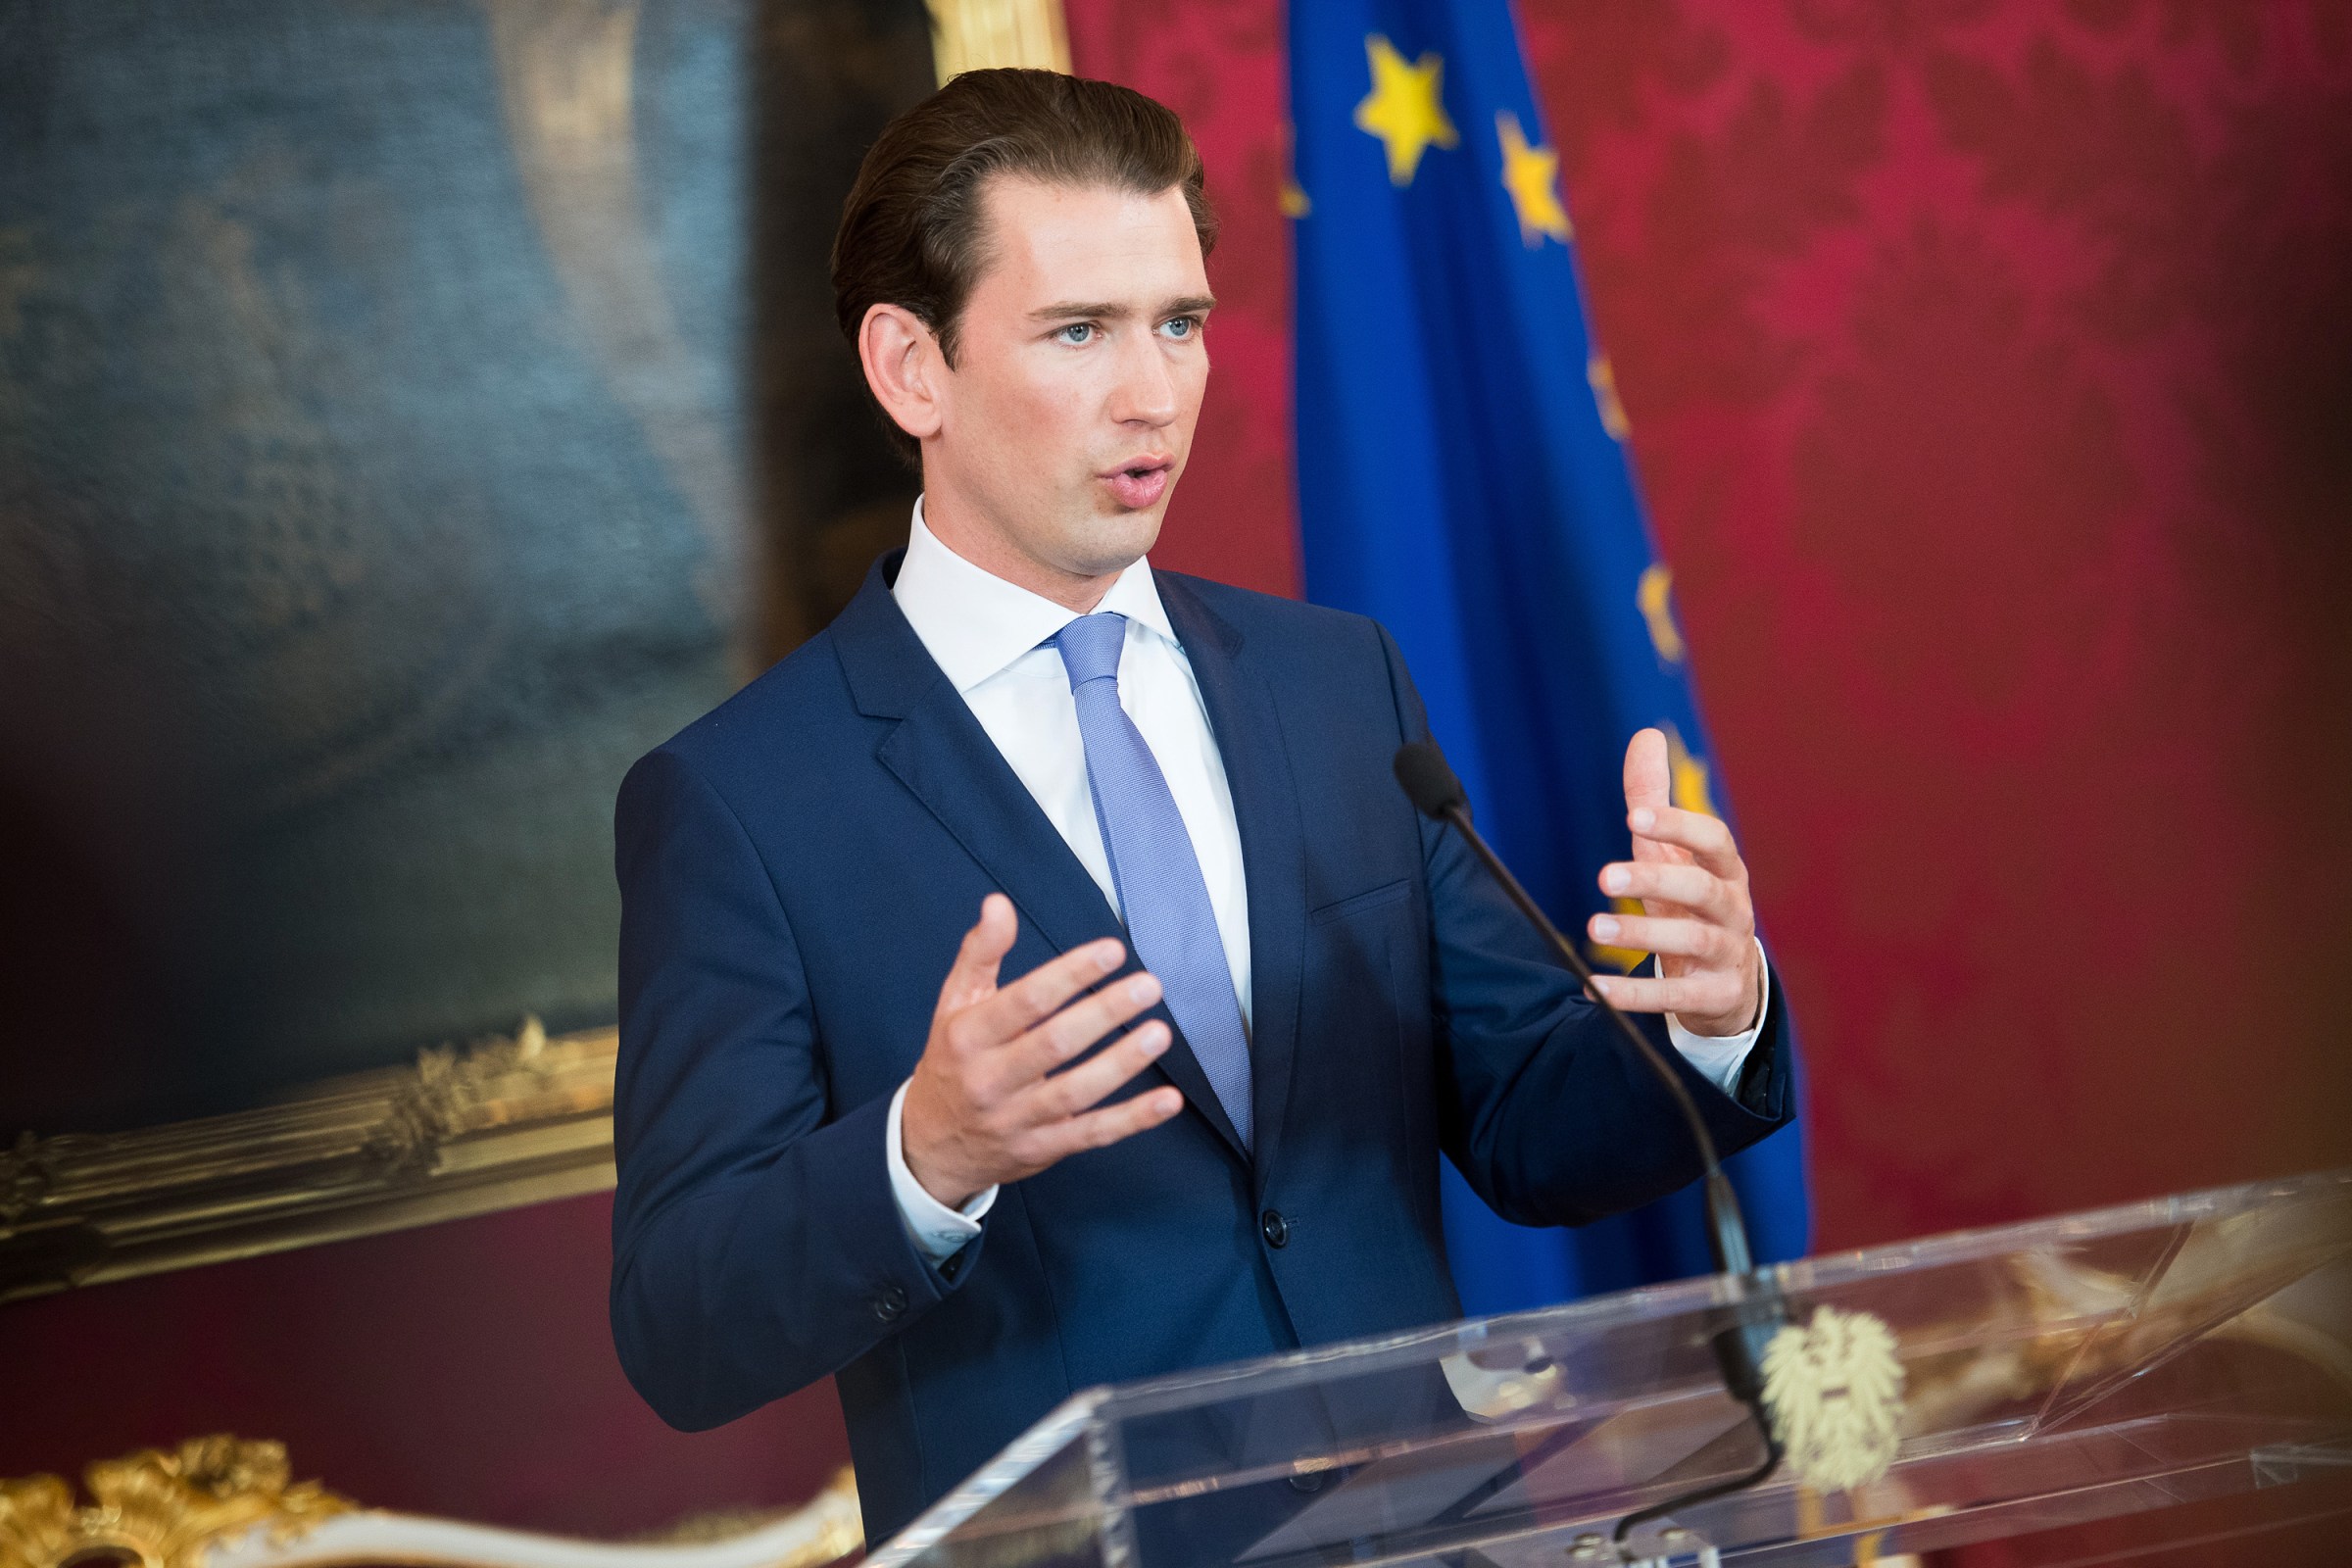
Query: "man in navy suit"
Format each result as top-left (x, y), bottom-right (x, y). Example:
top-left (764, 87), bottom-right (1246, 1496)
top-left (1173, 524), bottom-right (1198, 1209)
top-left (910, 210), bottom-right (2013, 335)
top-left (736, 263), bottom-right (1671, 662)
top-left (611, 70), bottom-right (1792, 1544)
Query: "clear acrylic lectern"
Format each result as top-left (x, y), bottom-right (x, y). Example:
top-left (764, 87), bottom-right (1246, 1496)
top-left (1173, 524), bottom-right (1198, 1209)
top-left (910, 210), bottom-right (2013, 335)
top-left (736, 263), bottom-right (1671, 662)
top-left (867, 1170), bottom-right (2352, 1566)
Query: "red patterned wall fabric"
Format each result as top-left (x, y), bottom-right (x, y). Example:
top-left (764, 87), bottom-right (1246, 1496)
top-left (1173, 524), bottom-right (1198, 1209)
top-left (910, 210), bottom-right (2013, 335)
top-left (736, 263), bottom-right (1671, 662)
top-left (1514, 0), bottom-right (2352, 1250)
top-left (1063, 0), bottom-right (1302, 597)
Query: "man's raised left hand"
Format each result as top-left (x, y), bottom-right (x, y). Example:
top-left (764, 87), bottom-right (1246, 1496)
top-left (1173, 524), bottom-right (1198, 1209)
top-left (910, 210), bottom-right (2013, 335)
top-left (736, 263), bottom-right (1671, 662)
top-left (1583, 726), bottom-right (1765, 1038)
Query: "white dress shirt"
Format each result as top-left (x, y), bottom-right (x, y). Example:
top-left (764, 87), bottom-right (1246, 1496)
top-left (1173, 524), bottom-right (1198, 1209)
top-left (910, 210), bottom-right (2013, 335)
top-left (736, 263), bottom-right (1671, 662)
top-left (883, 500), bottom-right (1766, 1262)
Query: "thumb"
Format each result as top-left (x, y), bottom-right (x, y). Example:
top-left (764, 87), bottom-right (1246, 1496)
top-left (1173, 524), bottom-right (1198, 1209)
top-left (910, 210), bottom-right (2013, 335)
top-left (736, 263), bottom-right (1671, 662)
top-left (1623, 726), bottom-right (1671, 815)
top-left (939, 893), bottom-right (1016, 1014)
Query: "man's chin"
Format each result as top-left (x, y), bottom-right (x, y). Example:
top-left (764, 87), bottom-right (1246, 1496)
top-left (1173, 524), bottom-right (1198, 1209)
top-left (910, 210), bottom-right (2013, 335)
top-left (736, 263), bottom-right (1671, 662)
top-left (1062, 505), bottom-right (1164, 576)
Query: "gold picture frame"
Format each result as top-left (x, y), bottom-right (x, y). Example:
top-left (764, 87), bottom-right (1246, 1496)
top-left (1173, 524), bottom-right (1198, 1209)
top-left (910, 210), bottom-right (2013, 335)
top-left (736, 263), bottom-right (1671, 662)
top-left (0, 1019), bottom-right (617, 1306)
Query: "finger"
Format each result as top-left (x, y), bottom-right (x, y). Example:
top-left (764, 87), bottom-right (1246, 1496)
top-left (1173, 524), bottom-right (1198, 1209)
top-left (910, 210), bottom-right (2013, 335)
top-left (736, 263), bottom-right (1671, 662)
top-left (1587, 970), bottom-right (1750, 1020)
top-left (952, 936), bottom-right (1128, 1052)
top-left (1598, 859), bottom-right (1731, 918)
top-left (1631, 830), bottom-right (1691, 868)
top-left (1625, 805), bottom-right (1743, 881)
top-left (935, 894), bottom-right (1018, 1018)
top-left (1623, 727), bottom-right (1672, 816)
top-left (985, 971), bottom-right (1164, 1097)
top-left (1034, 1084), bottom-right (1186, 1159)
top-left (1587, 909), bottom-right (1743, 965)
top-left (1020, 1019), bottom-right (1172, 1121)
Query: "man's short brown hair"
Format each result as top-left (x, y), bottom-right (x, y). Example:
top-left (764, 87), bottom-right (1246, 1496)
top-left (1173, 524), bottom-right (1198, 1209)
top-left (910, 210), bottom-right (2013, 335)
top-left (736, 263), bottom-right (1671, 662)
top-left (831, 69), bottom-right (1218, 461)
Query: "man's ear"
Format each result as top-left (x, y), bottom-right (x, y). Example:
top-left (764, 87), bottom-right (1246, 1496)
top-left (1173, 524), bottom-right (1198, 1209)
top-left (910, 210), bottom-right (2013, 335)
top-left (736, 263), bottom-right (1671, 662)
top-left (858, 303), bottom-right (946, 445)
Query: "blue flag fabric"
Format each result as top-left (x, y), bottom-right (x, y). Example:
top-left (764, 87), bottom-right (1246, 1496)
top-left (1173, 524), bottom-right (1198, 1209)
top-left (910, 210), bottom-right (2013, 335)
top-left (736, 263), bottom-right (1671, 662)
top-left (1287, 0), bottom-right (1810, 1315)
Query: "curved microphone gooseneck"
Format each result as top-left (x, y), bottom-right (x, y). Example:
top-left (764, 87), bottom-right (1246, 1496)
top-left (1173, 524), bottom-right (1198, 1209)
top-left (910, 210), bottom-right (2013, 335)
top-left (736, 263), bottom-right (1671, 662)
top-left (1392, 741), bottom-right (1786, 1548)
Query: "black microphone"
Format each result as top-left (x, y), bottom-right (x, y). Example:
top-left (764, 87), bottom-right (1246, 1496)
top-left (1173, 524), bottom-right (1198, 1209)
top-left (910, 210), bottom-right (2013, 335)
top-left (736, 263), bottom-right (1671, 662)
top-left (1394, 740), bottom-right (1787, 1540)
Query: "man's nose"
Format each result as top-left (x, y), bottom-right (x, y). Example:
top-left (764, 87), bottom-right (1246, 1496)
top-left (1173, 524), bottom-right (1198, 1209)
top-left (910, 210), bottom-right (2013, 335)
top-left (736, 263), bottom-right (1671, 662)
top-left (1106, 329), bottom-right (1179, 426)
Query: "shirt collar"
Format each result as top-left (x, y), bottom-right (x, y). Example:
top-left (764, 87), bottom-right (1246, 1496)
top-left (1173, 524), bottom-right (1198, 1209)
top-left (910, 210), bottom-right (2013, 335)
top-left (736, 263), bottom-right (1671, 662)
top-left (892, 496), bottom-right (1178, 693)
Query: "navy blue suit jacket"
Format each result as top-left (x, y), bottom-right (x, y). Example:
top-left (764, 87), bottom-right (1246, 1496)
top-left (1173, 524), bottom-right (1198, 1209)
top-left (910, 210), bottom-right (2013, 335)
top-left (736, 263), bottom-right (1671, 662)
top-left (611, 555), bottom-right (1792, 1542)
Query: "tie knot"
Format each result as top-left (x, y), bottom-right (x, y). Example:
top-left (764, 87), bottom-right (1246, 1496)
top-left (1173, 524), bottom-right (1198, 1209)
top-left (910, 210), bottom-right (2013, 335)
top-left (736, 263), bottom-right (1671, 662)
top-left (1053, 612), bottom-right (1128, 691)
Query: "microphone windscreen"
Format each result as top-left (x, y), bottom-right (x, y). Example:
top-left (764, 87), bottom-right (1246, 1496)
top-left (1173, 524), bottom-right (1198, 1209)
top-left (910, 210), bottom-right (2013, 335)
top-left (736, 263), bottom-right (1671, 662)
top-left (1393, 742), bottom-right (1470, 820)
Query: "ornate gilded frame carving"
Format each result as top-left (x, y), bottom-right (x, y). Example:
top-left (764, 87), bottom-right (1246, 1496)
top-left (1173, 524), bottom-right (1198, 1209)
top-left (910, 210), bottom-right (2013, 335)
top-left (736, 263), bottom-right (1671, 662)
top-left (0, 1438), bottom-right (861, 1568)
top-left (0, 1438), bottom-right (352, 1568)
top-left (0, 1019), bottom-right (616, 1305)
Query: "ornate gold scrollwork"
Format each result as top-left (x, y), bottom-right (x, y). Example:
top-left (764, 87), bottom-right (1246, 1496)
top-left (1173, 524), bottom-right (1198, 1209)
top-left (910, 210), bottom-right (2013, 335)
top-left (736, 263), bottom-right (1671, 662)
top-left (0, 1019), bottom-right (618, 1305)
top-left (2, 1447), bottom-right (862, 1568)
top-left (0, 1438), bottom-right (352, 1568)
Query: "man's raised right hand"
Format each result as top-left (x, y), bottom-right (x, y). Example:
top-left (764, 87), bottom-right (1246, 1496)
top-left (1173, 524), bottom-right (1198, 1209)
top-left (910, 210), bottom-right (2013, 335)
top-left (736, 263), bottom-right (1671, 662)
top-left (901, 893), bottom-right (1185, 1209)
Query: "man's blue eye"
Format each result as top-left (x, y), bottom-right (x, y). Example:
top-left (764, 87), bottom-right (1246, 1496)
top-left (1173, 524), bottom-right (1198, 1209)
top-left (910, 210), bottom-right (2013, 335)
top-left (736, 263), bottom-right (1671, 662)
top-left (1163, 317), bottom-right (1197, 338)
top-left (1059, 323), bottom-right (1094, 344)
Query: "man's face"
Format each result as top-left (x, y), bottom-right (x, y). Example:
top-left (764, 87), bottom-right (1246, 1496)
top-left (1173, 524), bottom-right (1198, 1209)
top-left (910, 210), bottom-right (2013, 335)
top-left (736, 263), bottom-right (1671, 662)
top-left (924, 175), bottom-right (1213, 587)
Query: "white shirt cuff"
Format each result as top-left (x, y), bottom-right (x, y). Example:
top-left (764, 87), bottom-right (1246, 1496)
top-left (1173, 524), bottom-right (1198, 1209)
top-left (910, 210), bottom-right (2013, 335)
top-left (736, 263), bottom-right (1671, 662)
top-left (1662, 937), bottom-right (1771, 1098)
top-left (887, 1078), bottom-right (998, 1264)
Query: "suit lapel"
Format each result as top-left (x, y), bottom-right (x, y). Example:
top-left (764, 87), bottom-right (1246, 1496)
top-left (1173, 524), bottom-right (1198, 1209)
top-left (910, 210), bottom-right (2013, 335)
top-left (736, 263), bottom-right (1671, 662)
top-left (833, 556), bottom-right (1250, 1161)
top-left (1158, 574), bottom-right (1307, 1193)
top-left (874, 679), bottom-right (1123, 963)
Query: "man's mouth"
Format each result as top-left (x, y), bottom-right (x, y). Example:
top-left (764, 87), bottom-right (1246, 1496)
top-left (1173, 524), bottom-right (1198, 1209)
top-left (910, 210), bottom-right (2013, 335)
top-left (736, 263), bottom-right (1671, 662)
top-left (1102, 455), bottom-right (1174, 511)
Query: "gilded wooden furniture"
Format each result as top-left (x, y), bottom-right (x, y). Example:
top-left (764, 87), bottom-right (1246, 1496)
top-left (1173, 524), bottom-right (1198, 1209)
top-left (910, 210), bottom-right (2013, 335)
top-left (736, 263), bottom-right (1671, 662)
top-left (0, 1439), bottom-right (859, 1568)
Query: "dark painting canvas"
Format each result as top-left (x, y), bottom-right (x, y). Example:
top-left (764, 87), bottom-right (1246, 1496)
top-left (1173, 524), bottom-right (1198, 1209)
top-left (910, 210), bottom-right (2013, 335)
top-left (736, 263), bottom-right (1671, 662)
top-left (0, 0), bottom-right (928, 1132)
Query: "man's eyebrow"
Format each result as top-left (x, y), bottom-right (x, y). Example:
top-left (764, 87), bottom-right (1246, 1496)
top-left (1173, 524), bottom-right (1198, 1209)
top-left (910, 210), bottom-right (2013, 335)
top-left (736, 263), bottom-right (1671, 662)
top-left (1029, 294), bottom-right (1219, 321)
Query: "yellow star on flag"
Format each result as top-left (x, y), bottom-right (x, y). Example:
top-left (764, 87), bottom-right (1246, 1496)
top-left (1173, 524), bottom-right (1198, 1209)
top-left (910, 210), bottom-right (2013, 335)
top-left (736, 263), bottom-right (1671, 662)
top-left (1637, 563), bottom-right (1686, 664)
top-left (1588, 352), bottom-right (1631, 441)
top-left (1496, 111), bottom-right (1571, 246)
top-left (1353, 35), bottom-right (1457, 186)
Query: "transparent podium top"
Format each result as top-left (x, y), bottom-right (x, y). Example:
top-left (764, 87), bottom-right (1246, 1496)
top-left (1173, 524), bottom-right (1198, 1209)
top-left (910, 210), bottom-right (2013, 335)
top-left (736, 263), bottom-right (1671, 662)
top-left (868, 1170), bottom-right (2352, 1567)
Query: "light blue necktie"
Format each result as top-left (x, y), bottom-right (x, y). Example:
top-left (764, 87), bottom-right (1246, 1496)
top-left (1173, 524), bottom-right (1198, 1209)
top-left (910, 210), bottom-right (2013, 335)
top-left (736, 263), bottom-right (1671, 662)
top-left (1054, 612), bottom-right (1252, 1150)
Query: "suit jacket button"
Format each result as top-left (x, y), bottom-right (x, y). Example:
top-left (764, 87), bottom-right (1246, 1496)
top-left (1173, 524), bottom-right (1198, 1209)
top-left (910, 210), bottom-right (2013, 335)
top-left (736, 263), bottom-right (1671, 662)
top-left (874, 1285), bottom-right (908, 1323)
top-left (1259, 1208), bottom-right (1290, 1250)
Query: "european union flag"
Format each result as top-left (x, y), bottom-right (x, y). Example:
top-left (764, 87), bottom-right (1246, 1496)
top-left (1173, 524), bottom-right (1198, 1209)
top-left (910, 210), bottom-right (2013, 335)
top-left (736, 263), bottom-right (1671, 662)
top-left (1289, 0), bottom-right (1810, 1313)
